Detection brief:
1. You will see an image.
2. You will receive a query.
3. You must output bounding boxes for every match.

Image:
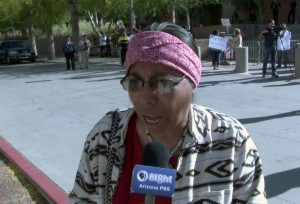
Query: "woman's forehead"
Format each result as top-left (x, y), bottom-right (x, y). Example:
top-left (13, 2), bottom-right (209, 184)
top-left (129, 62), bottom-right (183, 76)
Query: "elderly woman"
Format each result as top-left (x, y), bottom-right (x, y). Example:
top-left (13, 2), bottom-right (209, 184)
top-left (69, 22), bottom-right (267, 203)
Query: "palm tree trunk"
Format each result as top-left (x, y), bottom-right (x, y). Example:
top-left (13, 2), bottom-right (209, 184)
top-left (46, 26), bottom-right (55, 60)
top-left (186, 8), bottom-right (191, 31)
top-left (27, 12), bottom-right (37, 57)
top-left (70, 0), bottom-right (80, 61)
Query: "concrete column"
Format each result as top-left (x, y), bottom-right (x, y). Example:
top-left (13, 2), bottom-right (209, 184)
top-left (235, 47), bottom-right (248, 73)
top-left (295, 47), bottom-right (300, 78)
top-left (197, 45), bottom-right (201, 60)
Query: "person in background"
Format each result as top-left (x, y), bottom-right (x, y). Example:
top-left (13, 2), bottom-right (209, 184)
top-left (277, 23), bottom-right (291, 68)
top-left (259, 19), bottom-right (279, 78)
top-left (69, 22), bottom-right (267, 204)
top-left (106, 35), bottom-right (112, 57)
top-left (249, 10), bottom-right (257, 23)
top-left (99, 32), bottom-right (107, 57)
top-left (232, 28), bottom-right (242, 60)
top-left (79, 34), bottom-right (91, 69)
top-left (231, 11), bottom-right (239, 24)
top-left (209, 29), bottom-right (222, 70)
top-left (62, 36), bottom-right (76, 70)
top-left (270, 0), bottom-right (281, 25)
top-left (118, 29), bottom-right (129, 65)
top-left (288, 0), bottom-right (298, 24)
top-left (128, 28), bottom-right (139, 41)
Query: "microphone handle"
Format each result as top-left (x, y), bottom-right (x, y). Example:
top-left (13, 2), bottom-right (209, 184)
top-left (145, 194), bottom-right (155, 204)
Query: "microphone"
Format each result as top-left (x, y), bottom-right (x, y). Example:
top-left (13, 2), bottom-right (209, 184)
top-left (131, 141), bottom-right (176, 204)
top-left (143, 141), bottom-right (169, 204)
top-left (142, 141), bottom-right (169, 167)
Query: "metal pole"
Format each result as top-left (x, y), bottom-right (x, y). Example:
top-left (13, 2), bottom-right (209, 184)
top-left (130, 0), bottom-right (134, 31)
top-left (295, 47), bottom-right (300, 78)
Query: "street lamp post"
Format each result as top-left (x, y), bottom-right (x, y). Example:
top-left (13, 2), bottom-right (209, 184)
top-left (130, 0), bottom-right (134, 31)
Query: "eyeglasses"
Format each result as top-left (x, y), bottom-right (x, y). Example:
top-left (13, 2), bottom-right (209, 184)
top-left (120, 75), bottom-right (186, 94)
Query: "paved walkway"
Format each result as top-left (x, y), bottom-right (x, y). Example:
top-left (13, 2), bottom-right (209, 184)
top-left (0, 57), bottom-right (300, 203)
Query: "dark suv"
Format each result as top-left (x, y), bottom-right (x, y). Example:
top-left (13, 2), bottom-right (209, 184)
top-left (0, 40), bottom-right (36, 64)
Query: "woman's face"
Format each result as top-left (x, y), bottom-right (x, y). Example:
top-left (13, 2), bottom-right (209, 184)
top-left (127, 61), bottom-right (194, 134)
top-left (268, 21), bottom-right (275, 28)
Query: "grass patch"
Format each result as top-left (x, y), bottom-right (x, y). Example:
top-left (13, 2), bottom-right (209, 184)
top-left (0, 152), bottom-right (49, 204)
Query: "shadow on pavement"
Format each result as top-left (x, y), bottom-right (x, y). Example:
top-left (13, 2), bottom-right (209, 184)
top-left (265, 167), bottom-right (300, 198)
top-left (263, 81), bottom-right (300, 87)
top-left (238, 110), bottom-right (300, 124)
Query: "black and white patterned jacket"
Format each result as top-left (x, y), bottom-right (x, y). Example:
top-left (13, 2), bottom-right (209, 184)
top-left (69, 104), bottom-right (267, 204)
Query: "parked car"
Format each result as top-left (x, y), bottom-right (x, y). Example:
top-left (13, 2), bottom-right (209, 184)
top-left (0, 40), bottom-right (36, 64)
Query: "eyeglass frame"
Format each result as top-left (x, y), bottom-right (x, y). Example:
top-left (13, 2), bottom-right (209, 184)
top-left (120, 75), bottom-right (186, 94)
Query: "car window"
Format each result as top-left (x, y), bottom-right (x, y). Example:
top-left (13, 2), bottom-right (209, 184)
top-left (6, 41), bottom-right (28, 48)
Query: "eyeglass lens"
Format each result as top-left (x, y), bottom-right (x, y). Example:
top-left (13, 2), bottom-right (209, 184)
top-left (121, 76), bottom-right (185, 94)
top-left (126, 79), bottom-right (172, 93)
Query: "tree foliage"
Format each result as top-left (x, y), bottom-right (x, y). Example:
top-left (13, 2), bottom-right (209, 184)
top-left (0, 0), bottom-right (226, 58)
top-left (0, 0), bottom-right (225, 37)
top-left (0, 0), bottom-right (26, 35)
top-left (0, 0), bottom-right (68, 36)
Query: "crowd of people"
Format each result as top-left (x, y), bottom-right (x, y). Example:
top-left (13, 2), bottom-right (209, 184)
top-left (62, 28), bottom-right (139, 70)
top-left (209, 1), bottom-right (294, 76)
top-left (208, 19), bottom-right (291, 77)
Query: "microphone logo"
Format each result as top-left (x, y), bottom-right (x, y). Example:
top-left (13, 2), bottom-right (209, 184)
top-left (131, 165), bottom-right (176, 197)
top-left (137, 170), bottom-right (148, 182)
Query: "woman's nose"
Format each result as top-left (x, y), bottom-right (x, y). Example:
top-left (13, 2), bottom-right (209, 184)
top-left (139, 82), bottom-right (157, 103)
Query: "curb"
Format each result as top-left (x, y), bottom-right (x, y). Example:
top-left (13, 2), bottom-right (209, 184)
top-left (0, 136), bottom-right (69, 204)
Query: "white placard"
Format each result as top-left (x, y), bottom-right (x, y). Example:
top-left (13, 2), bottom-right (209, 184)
top-left (208, 34), bottom-right (228, 51)
top-left (277, 31), bottom-right (291, 50)
top-left (221, 18), bottom-right (231, 27)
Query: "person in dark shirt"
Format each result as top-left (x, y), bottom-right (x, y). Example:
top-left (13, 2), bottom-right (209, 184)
top-left (209, 29), bottom-right (222, 70)
top-left (62, 36), bottom-right (76, 70)
top-left (288, 0), bottom-right (298, 24)
top-left (270, 0), bottom-right (281, 25)
top-left (106, 35), bottom-right (112, 57)
top-left (259, 19), bottom-right (279, 78)
top-left (249, 10), bottom-right (257, 23)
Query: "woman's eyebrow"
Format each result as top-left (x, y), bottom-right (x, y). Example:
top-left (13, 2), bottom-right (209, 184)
top-left (126, 73), bottom-right (143, 79)
top-left (128, 71), bottom-right (179, 78)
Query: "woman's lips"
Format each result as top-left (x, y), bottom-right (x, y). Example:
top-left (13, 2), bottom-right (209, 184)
top-left (143, 115), bottom-right (161, 126)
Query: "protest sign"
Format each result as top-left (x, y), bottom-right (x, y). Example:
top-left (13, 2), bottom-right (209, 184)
top-left (208, 34), bottom-right (228, 51)
top-left (221, 18), bottom-right (231, 27)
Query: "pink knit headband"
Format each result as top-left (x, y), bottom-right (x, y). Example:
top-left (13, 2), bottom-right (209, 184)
top-left (124, 31), bottom-right (202, 86)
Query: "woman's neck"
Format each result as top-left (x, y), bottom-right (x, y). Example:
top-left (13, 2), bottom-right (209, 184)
top-left (136, 116), bottom-right (188, 154)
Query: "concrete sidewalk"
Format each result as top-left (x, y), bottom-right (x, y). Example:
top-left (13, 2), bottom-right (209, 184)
top-left (0, 57), bottom-right (300, 203)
